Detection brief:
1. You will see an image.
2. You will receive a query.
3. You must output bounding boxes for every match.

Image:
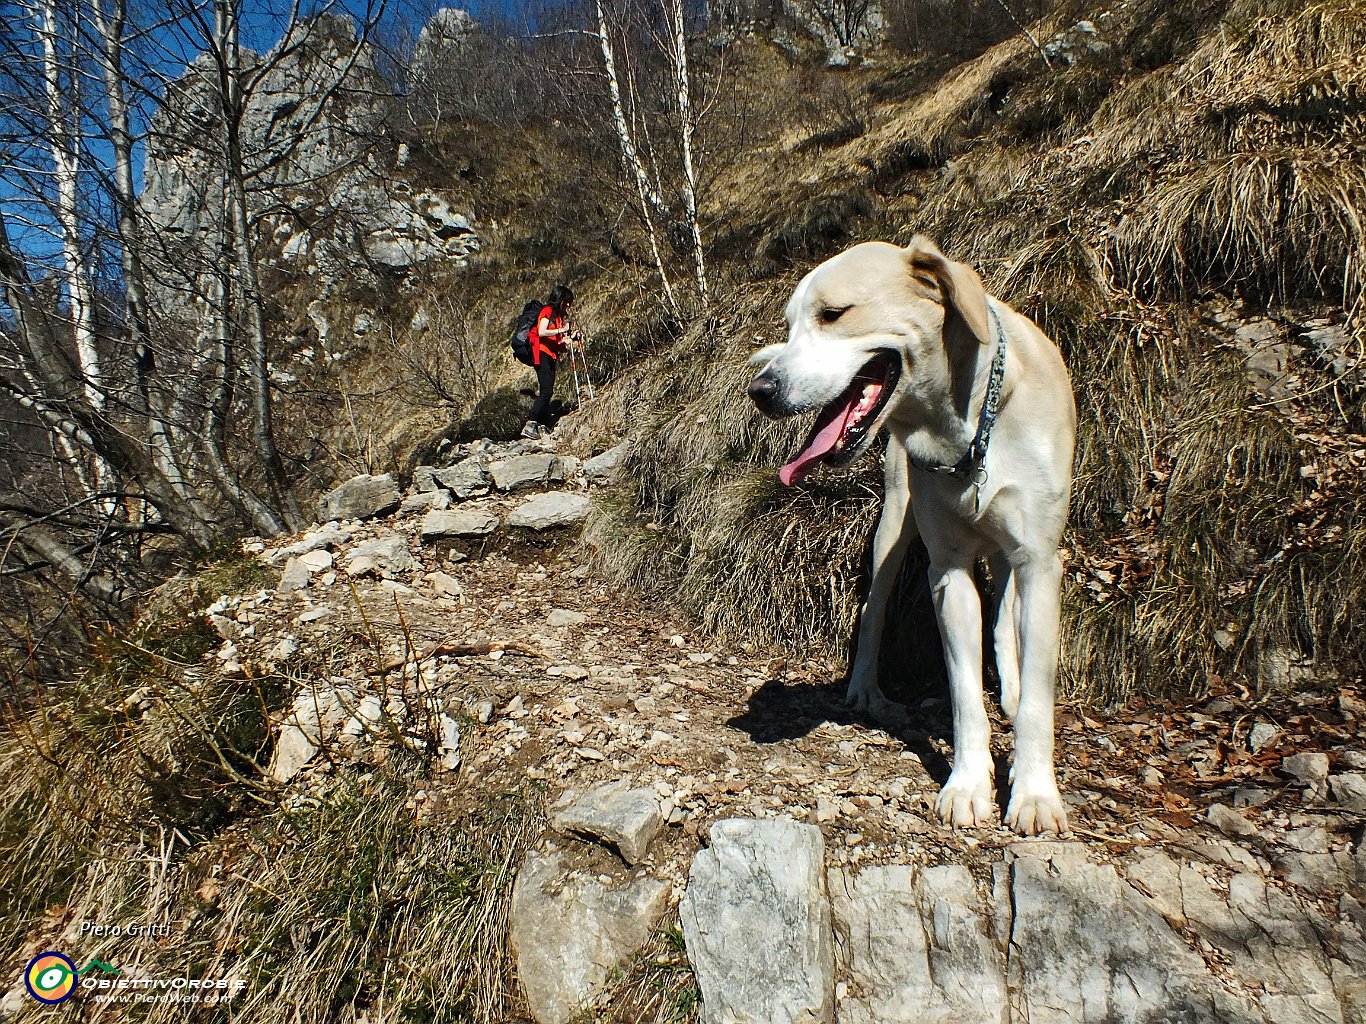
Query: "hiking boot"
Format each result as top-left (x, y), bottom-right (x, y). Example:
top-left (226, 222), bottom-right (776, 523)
top-left (520, 422), bottom-right (540, 439)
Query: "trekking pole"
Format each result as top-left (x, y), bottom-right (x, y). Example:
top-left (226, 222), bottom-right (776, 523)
top-left (572, 343), bottom-right (594, 402)
top-left (570, 324), bottom-right (596, 400)
top-left (567, 344), bottom-right (583, 406)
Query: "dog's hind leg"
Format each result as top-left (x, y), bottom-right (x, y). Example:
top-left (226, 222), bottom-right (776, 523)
top-left (989, 553), bottom-right (1020, 720)
top-left (847, 444), bottom-right (917, 724)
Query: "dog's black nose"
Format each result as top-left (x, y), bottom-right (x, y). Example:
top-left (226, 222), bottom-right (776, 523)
top-left (748, 374), bottom-right (780, 413)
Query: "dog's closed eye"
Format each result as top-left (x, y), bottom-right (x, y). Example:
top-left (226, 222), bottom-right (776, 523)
top-left (819, 305), bottom-right (852, 324)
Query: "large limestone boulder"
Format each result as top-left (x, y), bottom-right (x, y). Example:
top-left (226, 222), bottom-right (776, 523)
top-left (679, 817), bottom-right (834, 1024)
top-left (830, 863), bottom-right (1006, 1024)
top-left (510, 848), bottom-right (670, 1024)
top-left (316, 474), bottom-right (400, 522)
top-left (1008, 845), bottom-right (1252, 1023)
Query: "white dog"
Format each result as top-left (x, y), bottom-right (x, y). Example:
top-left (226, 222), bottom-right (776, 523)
top-left (748, 237), bottom-right (1076, 835)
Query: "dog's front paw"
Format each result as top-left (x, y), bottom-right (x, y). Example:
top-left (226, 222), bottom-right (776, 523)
top-left (1006, 784), bottom-right (1069, 836)
top-left (936, 770), bottom-right (996, 828)
top-left (845, 680), bottom-right (909, 726)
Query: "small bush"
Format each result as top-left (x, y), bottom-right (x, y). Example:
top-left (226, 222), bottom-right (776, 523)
top-left (456, 384), bottom-right (533, 441)
top-left (756, 189), bottom-right (875, 274)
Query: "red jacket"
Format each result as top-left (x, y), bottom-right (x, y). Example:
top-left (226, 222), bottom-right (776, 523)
top-left (530, 306), bottom-right (566, 365)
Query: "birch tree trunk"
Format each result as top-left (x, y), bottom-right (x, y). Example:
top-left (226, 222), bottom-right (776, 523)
top-left (667, 0), bottom-right (708, 308)
top-left (91, 0), bottom-right (203, 510)
top-left (0, 511), bottom-right (127, 617)
top-left (595, 0), bottom-right (680, 313)
top-left (35, 0), bottom-right (103, 411)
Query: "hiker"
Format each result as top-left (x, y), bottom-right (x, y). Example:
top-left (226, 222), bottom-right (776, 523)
top-left (521, 284), bottom-right (576, 439)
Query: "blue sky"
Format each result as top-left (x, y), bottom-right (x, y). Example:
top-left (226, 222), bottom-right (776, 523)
top-left (1, 0), bottom-right (552, 266)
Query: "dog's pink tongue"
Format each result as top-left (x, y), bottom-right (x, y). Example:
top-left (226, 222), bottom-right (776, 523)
top-left (779, 399), bottom-right (857, 487)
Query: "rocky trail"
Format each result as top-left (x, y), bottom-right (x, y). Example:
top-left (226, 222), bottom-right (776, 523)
top-left (206, 433), bottom-right (1366, 1024)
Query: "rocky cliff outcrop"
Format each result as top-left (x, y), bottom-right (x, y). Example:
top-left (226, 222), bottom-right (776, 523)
top-left (139, 10), bottom-right (480, 310)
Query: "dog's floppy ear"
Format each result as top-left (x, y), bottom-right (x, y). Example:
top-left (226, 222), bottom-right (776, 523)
top-left (904, 236), bottom-right (992, 346)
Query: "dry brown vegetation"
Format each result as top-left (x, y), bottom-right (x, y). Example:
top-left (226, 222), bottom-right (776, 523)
top-left (0, 569), bottom-right (542, 1024)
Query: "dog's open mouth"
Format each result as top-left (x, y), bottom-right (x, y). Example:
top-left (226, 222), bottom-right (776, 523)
top-left (779, 353), bottom-right (899, 486)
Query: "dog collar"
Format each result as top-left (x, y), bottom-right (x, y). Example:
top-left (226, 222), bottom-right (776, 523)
top-left (910, 301), bottom-right (1008, 486)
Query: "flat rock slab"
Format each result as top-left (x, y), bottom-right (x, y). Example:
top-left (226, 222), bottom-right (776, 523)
top-left (1010, 846), bottom-right (1251, 1023)
top-left (268, 523), bottom-right (354, 563)
top-left (510, 848), bottom-right (670, 1024)
top-left (345, 534), bottom-right (413, 577)
top-left (399, 489), bottom-right (450, 515)
top-left (434, 457), bottom-right (490, 498)
top-left (551, 781), bottom-right (663, 864)
top-left (830, 863), bottom-right (1006, 1024)
top-left (507, 492), bottom-right (590, 530)
top-left (279, 556), bottom-right (310, 592)
top-left (1330, 773), bottom-right (1366, 811)
top-left (421, 507), bottom-right (499, 540)
top-left (680, 817), bottom-right (834, 1024)
top-left (489, 454), bottom-right (567, 492)
top-left (546, 608), bottom-right (588, 628)
top-left (584, 442), bottom-right (627, 482)
top-left (317, 473), bottom-right (400, 522)
top-left (427, 571), bottom-right (462, 598)
top-left (298, 549), bottom-right (333, 572)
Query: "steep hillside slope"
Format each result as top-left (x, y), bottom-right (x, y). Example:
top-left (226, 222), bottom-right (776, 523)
top-left (570, 0), bottom-right (1365, 705)
top-left (1, 3), bottom-right (1362, 1022)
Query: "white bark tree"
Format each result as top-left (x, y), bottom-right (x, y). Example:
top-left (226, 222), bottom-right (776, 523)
top-left (32, 0), bottom-right (103, 410)
top-left (592, 0), bottom-right (711, 311)
top-left (595, 0), bottom-right (681, 313)
top-left (666, 0), bottom-right (707, 307)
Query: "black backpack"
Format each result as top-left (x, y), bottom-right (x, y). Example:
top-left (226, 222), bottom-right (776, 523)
top-left (509, 300), bottom-right (543, 365)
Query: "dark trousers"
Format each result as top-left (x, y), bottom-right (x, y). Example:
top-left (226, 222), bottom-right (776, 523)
top-left (528, 357), bottom-right (557, 425)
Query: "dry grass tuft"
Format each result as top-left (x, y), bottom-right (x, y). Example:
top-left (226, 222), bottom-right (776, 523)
top-left (582, 925), bottom-right (698, 1024)
top-left (1112, 152), bottom-right (1366, 310)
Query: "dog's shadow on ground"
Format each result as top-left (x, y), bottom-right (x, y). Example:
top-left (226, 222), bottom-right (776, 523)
top-left (726, 678), bottom-right (955, 787)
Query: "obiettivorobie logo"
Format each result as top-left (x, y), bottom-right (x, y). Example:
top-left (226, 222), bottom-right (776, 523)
top-left (23, 951), bottom-right (245, 1006)
top-left (24, 952), bottom-right (118, 1005)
